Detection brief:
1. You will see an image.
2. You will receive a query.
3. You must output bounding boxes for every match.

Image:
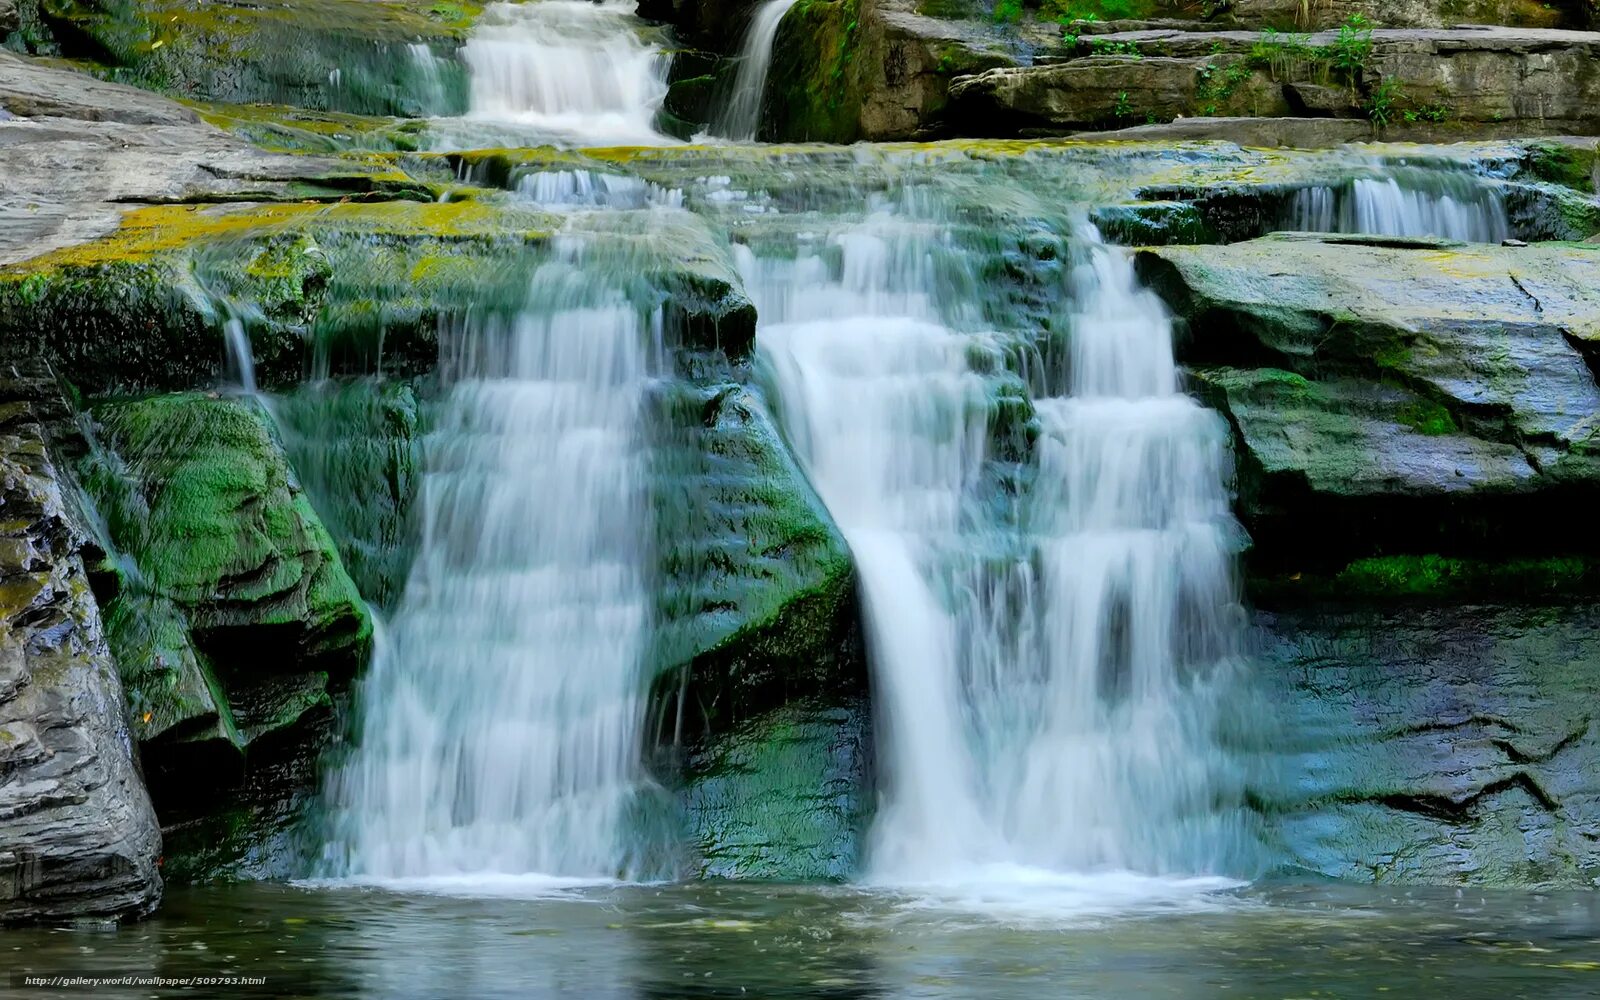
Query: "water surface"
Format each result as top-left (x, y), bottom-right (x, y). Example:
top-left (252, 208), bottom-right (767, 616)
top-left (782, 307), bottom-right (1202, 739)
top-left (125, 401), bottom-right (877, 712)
top-left (10, 881), bottom-right (1599, 998)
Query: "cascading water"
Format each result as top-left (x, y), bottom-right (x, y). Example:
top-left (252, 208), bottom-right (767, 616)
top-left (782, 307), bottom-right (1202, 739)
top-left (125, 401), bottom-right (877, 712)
top-left (433, 0), bottom-right (674, 148)
top-left (750, 204), bottom-right (1253, 907)
top-left (1288, 175), bottom-right (1509, 242)
top-left (710, 0), bottom-right (798, 141)
top-left (321, 241), bottom-right (661, 885)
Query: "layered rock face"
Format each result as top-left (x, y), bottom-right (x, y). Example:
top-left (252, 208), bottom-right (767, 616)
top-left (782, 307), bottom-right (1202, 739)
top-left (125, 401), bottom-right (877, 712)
top-left (948, 26), bottom-right (1600, 136)
top-left (0, 366), bottom-right (161, 923)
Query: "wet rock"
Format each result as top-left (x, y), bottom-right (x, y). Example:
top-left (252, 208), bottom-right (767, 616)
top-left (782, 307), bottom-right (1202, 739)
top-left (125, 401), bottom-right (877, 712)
top-left (648, 382), bottom-right (864, 741)
top-left (1256, 604), bottom-right (1600, 887)
top-left (1140, 233), bottom-right (1600, 581)
top-left (77, 393), bottom-right (372, 806)
top-left (12, 0), bottom-right (473, 117)
top-left (684, 700), bottom-right (871, 880)
top-left (0, 365), bottom-right (161, 923)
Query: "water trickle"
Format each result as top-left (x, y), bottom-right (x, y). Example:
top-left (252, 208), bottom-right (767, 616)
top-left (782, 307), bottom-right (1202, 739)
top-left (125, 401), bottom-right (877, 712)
top-left (711, 0), bottom-right (799, 141)
top-left (750, 204), bottom-right (1253, 901)
top-left (321, 242), bottom-right (661, 885)
top-left (221, 317), bottom-right (257, 395)
top-left (441, 0), bottom-right (674, 148)
top-left (1288, 175), bottom-right (1509, 242)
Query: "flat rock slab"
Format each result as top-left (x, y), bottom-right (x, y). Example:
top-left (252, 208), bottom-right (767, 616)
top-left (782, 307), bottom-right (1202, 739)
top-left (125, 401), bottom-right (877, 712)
top-left (0, 51), bottom-right (351, 265)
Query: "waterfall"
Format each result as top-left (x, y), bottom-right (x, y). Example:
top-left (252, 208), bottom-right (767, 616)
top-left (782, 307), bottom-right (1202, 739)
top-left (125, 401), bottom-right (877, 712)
top-left (321, 242), bottom-right (660, 886)
top-left (440, 0), bottom-right (673, 148)
top-left (1288, 176), bottom-right (1509, 242)
top-left (711, 0), bottom-right (798, 141)
top-left (750, 208), bottom-right (1252, 903)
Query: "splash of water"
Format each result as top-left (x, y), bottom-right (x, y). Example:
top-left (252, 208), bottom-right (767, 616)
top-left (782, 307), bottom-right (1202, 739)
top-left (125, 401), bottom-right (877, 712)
top-left (710, 0), bottom-right (799, 141)
top-left (749, 203), bottom-right (1253, 906)
top-left (321, 243), bottom-right (660, 884)
top-left (1288, 175), bottom-right (1509, 242)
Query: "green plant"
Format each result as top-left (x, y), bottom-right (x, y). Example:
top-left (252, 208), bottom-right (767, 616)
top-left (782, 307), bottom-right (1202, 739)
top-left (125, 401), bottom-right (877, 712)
top-left (1402, 102), bottom-right (1449, 123)
top-left (1365, 76), bottom-right (1399, 127)
top-left (992, 0), bottom-right (1023, 22)
top-left (1329, 12), bottom-right (1371, 78)
top-left (1089, 37), bottom-right (1142, 56)
top-left (1113, 90), bottom-right (1133, 118)
top-left (1193, 57), bottom-right (1256, 115)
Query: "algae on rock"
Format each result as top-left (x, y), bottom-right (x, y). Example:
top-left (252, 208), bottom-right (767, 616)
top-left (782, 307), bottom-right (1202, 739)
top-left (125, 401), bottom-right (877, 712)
top-left (78, 393), bottom-right (370, 801)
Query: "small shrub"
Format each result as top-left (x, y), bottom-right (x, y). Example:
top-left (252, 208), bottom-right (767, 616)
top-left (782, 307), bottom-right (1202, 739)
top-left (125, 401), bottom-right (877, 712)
top-left (1330, 13), bottom-right (1371, 78)
top-left (1365, 76), bottom-right (1399, 127)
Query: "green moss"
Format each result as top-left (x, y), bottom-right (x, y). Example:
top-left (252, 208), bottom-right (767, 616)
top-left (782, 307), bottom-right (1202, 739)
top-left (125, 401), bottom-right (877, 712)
top-left (1257, 553), bottom-right (1600, 601)
top-left (80, 394), bottom-right (370, 764)
top-left (764, 0), bottom-right (863, 142)
top-left (1396, 398), bottom-right (1458, 436)
top-left (1334, 553), bottom-right (1596, 598)
top-left (1526, 142), bottom-right (1599, 195)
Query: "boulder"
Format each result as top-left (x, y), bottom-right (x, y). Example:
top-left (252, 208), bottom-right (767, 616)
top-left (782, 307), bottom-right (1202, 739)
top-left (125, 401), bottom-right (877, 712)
top-left (0, 365), bottom-right (161, 923)
top-left (649, 383), bottom-right (864, 741)
top-left (683, 700), bottom-right (870, 880)
top-left (766, 0), bottom-right (1014, 141)
top-left (1138, 233), bottom-right (1600, 580)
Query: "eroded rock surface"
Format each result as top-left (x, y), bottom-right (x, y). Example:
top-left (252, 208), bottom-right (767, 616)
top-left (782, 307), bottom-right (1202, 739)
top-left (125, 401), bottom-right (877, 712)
top-left (0, 365), bottom-right (161, 923)
top-left (1257, 604), bottom-right (1600, 887)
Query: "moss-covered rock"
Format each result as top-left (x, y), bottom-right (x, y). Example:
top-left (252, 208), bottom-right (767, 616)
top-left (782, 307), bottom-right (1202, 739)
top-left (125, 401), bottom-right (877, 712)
top-left (0, 199), bottom-right (563, 393)
top-left (1147, 235), bottom-right (1600, 596)
top-left (16, 0), bottom-right (476, 116)
top-left (78, 393), bottom-right (371, 803)
top-left (649, 382), bottom-right (863, 742)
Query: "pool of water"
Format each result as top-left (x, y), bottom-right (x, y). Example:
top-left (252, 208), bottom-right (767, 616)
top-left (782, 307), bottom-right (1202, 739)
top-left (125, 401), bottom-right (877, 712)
top-left (7, 880), bottom-right (1599, 998)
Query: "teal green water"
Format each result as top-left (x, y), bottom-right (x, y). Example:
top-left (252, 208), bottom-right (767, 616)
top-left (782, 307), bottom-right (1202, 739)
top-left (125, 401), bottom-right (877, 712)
top-left (6, 882), bottom-right (1599, 998)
